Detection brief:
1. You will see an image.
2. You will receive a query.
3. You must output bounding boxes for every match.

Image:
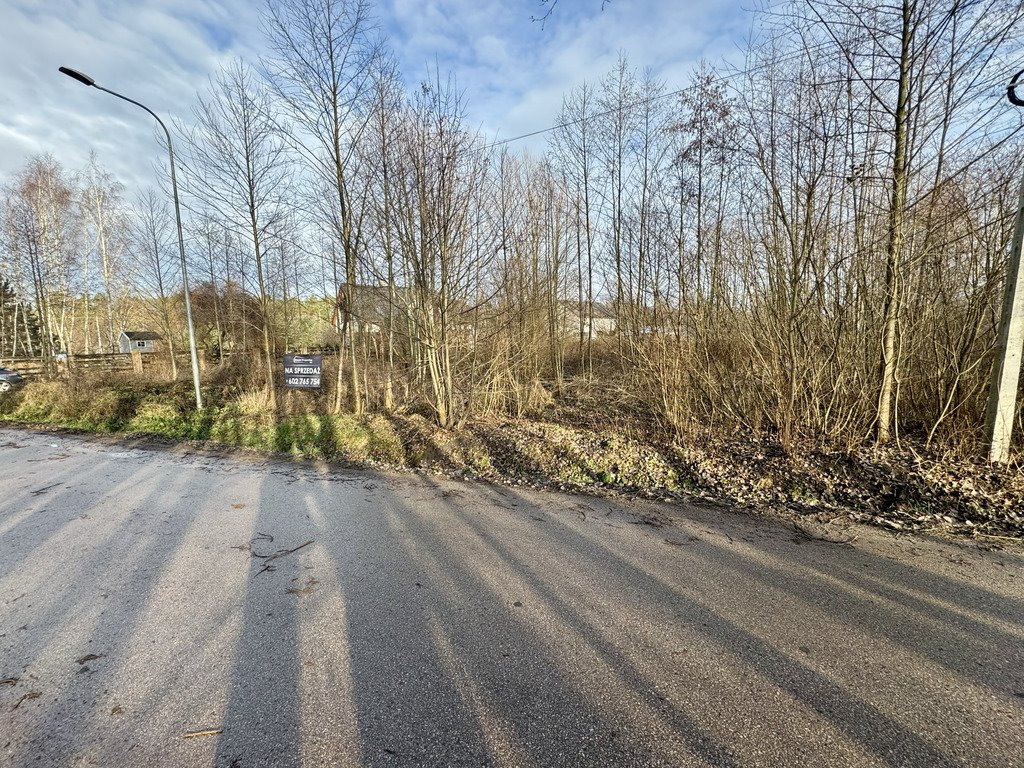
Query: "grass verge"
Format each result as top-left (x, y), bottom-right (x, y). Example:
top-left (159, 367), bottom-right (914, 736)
top-left (2, 378), bottom-right (1021, 541)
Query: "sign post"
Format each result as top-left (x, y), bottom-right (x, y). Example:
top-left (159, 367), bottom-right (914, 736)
top-left (283, 354), bottom-right (322, 389)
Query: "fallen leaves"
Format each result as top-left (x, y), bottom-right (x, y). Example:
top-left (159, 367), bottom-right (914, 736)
top-left (454, 420), bottom-right (1024, 540)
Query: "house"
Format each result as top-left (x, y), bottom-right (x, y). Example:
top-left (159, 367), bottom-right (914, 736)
top-left (330, 284), bottom-right (407, 334)
top-left (328, 284), bottom-right (490, 347)
top-left (119, 331), bottom-right (163, 354)
top-left (560, 301), bottom-right (617, 338)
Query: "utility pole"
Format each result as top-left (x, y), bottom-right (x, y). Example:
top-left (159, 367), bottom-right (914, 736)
top-left (985, 68), bottom-right (1024, 463)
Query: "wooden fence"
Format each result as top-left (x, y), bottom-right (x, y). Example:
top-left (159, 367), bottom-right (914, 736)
top-left (1, 350), bottom-right (335, 379)
top-left (1, 353), bottom-right (174, 377)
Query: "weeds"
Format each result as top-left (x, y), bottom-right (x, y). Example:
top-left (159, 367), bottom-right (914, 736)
top-left (2, 377), bottom-right (1021, 538)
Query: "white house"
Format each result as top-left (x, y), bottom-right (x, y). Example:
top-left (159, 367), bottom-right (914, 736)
top-left (560, 301), bottom-right (617, 338)
top-left (118, 331), bottom-right (163, 354)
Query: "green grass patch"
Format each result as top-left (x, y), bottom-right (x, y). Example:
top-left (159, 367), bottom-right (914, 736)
top-left (1, 380), bottom-right (416, 468)
top-left (3, 381), bottom-right (681, 496)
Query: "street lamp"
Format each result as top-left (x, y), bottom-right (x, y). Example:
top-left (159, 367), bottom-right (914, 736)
top-left (59, 66), bottom-right (204, 411)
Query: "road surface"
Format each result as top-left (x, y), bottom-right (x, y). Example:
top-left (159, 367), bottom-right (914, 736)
top-left (1, 427), bottom-right (1022, 767)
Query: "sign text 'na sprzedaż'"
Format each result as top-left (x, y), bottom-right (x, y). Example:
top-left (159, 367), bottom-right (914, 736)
top-left (283, 354), bottom-right (322, 388)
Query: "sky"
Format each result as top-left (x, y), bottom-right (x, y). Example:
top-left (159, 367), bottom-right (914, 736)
top-left (0, 0), bottom-right (753, 200)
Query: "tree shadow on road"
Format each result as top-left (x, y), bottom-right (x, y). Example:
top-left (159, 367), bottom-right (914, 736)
top-left (213, 469), bottom-right (304, 768)
top-left (0, 446), bottom-right (244, 766)
top-left (315, 478), bottom-right (725, 767)
top-left (448, 482), bottom-right (1023, 767)
top-left (4, 430), bottom-right (1021, 768)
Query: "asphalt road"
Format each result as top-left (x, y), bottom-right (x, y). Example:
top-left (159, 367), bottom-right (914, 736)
top-left (0, 427), bottom-right (1022, 768)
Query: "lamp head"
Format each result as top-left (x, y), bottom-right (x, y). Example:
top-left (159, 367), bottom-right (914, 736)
top-left (59, 67), bottom-right (96, 87)
top-left (1010, 68), bottom-right (1024, 107)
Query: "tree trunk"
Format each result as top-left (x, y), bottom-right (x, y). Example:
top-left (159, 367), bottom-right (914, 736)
top-left (876, 0), bottom-right (913, 445)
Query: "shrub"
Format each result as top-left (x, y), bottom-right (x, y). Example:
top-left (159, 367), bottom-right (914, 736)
top-left (4, 381), bottom-right (61, 421)
top-left (126, 400), bottom-right (188, 438)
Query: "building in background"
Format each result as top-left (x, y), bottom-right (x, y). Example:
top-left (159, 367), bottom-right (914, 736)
top-left (118, 331), bottom-right (163, 354)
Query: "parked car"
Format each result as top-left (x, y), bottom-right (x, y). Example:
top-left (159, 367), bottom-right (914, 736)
top-left (0, 367), bottom-right (25, 392)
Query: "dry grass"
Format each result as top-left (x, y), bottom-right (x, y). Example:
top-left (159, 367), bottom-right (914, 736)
top-left (2, 370), bottom-right (1021, 540)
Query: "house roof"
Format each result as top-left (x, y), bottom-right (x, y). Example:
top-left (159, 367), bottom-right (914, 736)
top-left (121, 331), bottom-right (163, 341)
top-left (560, 300), bottom-right (617, 320)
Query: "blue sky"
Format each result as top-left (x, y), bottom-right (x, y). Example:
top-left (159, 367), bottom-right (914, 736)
top-left (0, 0), bottom-right (752, 199)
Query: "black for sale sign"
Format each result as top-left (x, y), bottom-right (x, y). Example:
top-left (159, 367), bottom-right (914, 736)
top-left (284, 354), bottom-right (322, 388)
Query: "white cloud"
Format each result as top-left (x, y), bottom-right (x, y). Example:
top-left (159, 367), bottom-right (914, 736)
top-left (0, 0), bottom-right (262, 195)
top-left (383, 0), bottom-right (751, 152)
top-left (0, 0), bottom-right (753, 197)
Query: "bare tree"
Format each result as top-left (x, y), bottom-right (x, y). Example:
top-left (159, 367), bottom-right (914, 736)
top-left (179, 60), bottom-right (293, 410)
top-left (132, 188), bottom-right (180, 378)
top-left (796, 0), bottom-right (1024, 442)
top-left (81, 153), bottom-right (130, 352)
top-left (551, 81), bottom-right (601, 374)
top-left (263, 0), bottom-right (381, 414)
top-left (389, 74), bottom-right (490, 427)
top-left (3, 155), bottom-right (81, 367)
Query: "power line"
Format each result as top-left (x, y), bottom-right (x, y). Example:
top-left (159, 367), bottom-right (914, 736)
top-left (482, 40), bottom-right (839, 150)
top-left (482, 42), bottom-right (1023, 151)
top-left (484, 85), bottom-right (693, 151)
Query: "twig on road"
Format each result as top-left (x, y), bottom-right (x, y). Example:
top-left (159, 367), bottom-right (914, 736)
top-left (183, 728), bottom-right (223, 738)
top-left (792, 523), bottom-right (857, 545)
top-left (30, 482), bottom-right (62, 496)
top-left (286, 576), bottom-right (320, 596)
top-left (10, 691), bottom-right (40, 711)
top-left (253, 540), bottom-right (314, 575)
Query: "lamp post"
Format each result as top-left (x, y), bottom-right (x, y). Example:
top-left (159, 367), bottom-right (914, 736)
top-left (59, 66), bottom-right (203, 411)
top-left (984, 68), bottom-right (1024, 463)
